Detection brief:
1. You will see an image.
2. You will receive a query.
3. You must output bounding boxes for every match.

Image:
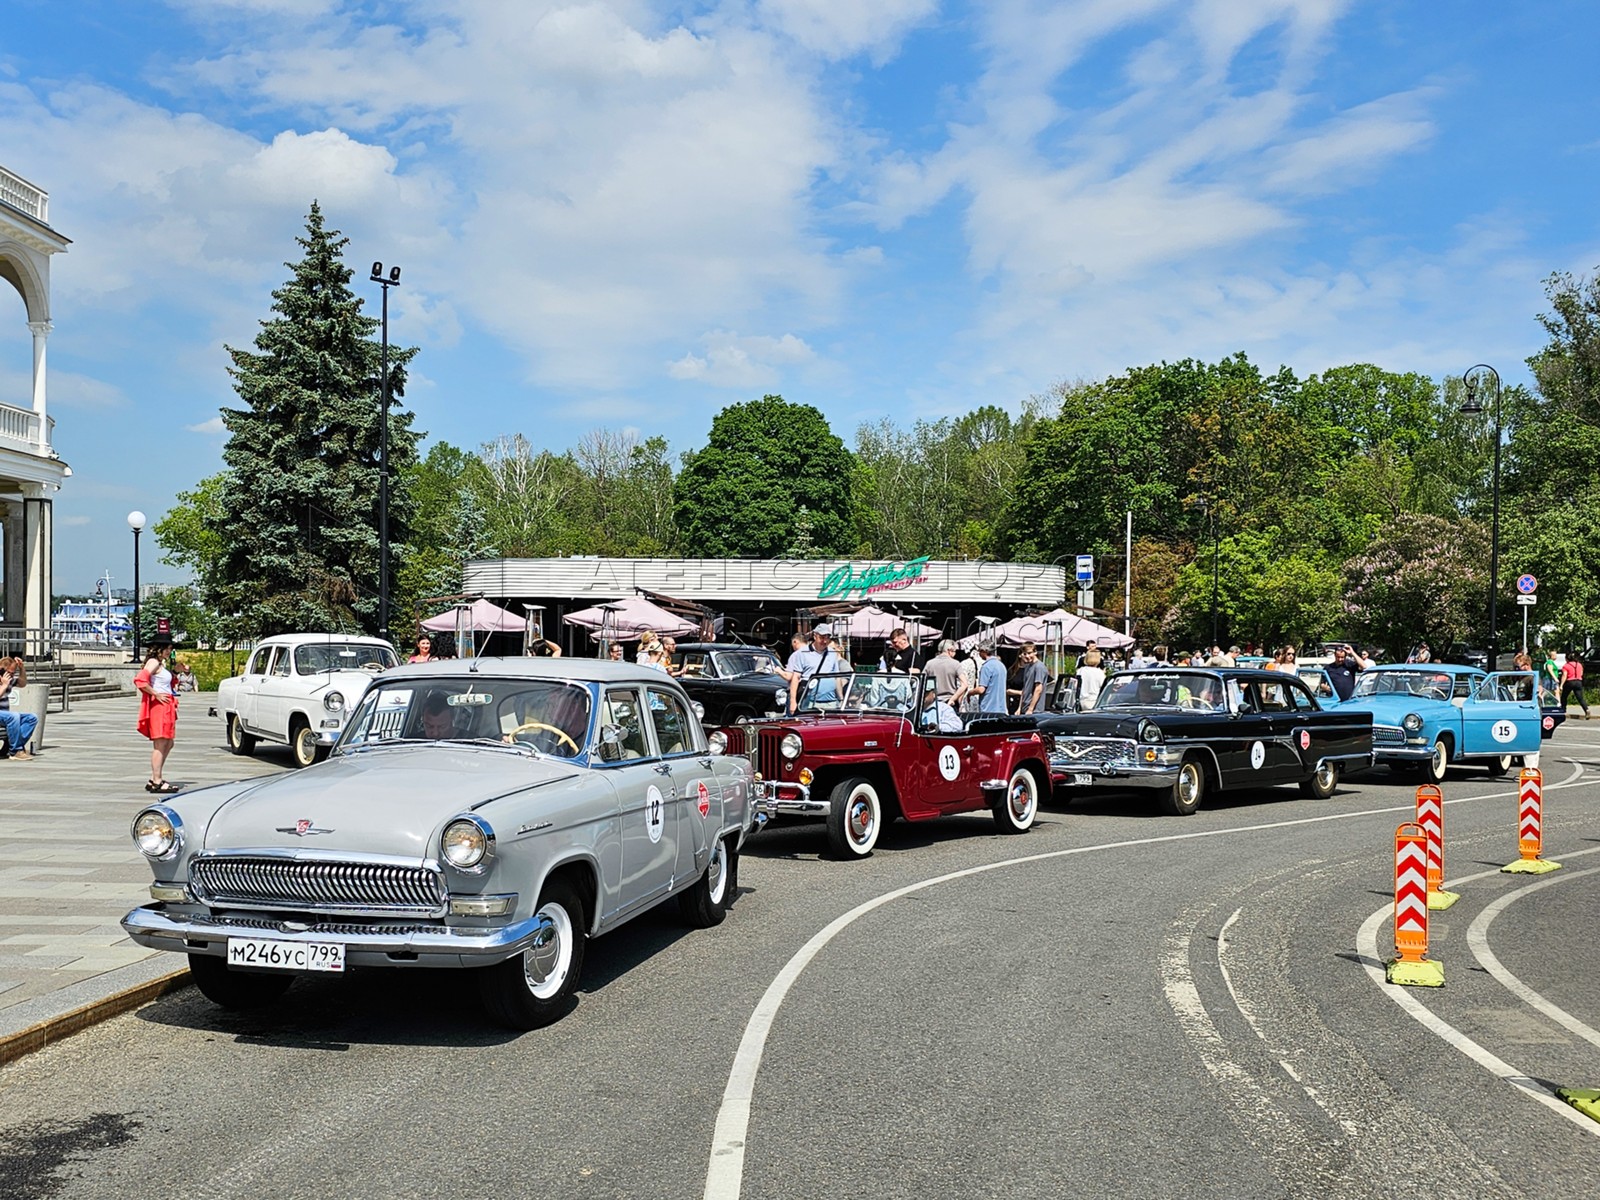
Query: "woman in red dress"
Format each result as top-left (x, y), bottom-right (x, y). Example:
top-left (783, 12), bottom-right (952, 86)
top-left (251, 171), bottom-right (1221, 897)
top-left (135, 632), bottom-right (180, 793)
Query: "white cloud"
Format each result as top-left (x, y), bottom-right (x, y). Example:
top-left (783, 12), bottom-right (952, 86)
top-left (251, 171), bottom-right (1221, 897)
top-left (756, 0), bottom-right (939, 61)
top-left (668, 330), bottom-right (816, 388)
top-left (186, 415), bottom-right (226, 434)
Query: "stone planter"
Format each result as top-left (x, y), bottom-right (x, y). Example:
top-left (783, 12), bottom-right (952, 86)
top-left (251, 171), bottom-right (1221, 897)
top-left (13, 681), bottom-right (47, 752)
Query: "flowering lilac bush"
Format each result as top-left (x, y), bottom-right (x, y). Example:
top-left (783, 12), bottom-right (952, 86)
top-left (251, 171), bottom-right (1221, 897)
top-left (1342, 513), bottom-right (1490, 653)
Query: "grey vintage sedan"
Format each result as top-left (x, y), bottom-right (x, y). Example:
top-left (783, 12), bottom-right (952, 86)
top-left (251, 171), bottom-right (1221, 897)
top-left (121, 659), bottom-right (757, 1029)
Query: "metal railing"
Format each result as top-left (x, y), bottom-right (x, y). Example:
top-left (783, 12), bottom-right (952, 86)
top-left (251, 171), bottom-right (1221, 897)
top-left (0, 166), bottom-right (49, 223)
top-left (0, 626), bottom-right (57, 661)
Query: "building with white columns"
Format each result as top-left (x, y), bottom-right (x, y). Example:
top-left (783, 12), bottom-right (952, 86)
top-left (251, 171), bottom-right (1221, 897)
top-left (0, 163), bottom-right (69, 657)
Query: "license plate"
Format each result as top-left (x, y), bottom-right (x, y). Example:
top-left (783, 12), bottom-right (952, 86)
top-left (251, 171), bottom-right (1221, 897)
top-left (226, 938), bottom-right (344, 972)
top-left (1062, 772), bottom-right (1093, 786)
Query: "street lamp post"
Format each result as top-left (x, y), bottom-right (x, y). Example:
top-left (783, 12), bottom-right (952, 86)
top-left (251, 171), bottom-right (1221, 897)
top-left (1459, 364), bottom-right (1502, 665)
top-left (1198, 497), bottom-right (1219, 646)
top-left (369, 261), bottom-right (401, 644)
top-left (127, 510), bottom-right (146, 661)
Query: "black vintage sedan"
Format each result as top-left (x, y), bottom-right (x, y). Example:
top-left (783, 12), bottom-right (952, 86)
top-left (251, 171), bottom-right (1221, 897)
top-left (675, 643), bottom-right (791, 725)
top-left (1037, 668), bottom-right (1373, 816)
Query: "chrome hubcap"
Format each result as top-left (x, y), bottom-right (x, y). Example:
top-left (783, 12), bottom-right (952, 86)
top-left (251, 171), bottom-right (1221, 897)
top-left (1179, 766), bottom-right (1200, 805)
top-left (1009, 774), bottom-right (1036, 822)
top-left (523, 908), bottom-right (571, 999)
top-left (849, 793), bottom-right (875, 846)
top-left (707, 842), bottom-right (727, 904)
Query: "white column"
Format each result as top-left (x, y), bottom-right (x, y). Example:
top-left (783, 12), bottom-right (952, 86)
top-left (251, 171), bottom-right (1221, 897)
top-left (28, 319), bottom-right (51, 452)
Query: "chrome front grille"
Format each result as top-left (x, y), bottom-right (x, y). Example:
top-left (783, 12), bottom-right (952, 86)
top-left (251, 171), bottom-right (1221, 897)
top-left (1373, 725), bottom-right (1405, 748)
top-left (758, 729), bottom-right (785, 781)
top-left (191, 856), bottom-right (448, 918)
top-left (1050, 737), bottom-right (1137, 770)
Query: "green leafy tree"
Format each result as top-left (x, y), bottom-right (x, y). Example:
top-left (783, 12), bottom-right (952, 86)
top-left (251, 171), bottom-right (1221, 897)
top-left (675, 396), bottom-right (853, 558)
top-left (206, 203), bottom-right (420, 635)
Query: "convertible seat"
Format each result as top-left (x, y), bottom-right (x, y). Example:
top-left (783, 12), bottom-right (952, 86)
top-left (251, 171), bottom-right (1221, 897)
top-left (964, 715), bottom-right (1041, 735)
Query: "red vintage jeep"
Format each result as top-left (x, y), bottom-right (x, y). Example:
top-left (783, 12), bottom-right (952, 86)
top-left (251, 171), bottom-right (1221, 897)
top-left (708, 671), bottom-right (1050, 859)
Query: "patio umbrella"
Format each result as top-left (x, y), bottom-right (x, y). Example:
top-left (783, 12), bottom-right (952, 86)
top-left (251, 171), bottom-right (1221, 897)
top-left (812, 605), bottom-right (941, 642)
top-left (420, 598), bottom-right (527, 633)
top-left (564, 596), bottom-right (699, 641)
top-left (957, 608), bottom-right (1134, 650)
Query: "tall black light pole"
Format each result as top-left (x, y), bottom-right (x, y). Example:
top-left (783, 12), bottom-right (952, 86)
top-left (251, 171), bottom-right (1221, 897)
top-left (369, 261), bottom-right (401, 644)
top-left (1199, 497), bottom-right (1219, 646)
top-left (1459, 364), bottom-right (1502, 663)
top-left (127, 510), bottom-right (146, 661)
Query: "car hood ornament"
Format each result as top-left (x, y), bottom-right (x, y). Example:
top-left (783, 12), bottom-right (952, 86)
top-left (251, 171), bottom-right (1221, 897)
top-left (276, 818), bottom-right (333, 837)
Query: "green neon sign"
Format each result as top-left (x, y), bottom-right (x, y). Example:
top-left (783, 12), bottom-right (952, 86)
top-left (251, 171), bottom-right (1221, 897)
top-left (818, 556), bottom-right (932, 601)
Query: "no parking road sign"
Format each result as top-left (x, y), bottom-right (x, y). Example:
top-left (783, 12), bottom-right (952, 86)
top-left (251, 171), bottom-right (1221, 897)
top-left (1516, 573), bottom-right (1538, 595)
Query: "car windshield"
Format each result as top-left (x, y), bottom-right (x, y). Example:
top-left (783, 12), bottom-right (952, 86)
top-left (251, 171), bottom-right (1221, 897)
top-left (336, 677), bottom-right (593, 758)
top-left (1350, 669), bottom-right (1453, 700)
top-left (294, 642), bottom-right (397, 674)
top-left (797, 670), bottom-right (914, 714)
top-left (710, 649), bottom-right (780, 677)
top-left (1095, 671), bottom-right (1225, 712)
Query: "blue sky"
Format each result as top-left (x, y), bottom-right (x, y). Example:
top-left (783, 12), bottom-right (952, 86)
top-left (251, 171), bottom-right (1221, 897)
top-left (2, 0), bottom-right (1597, 593)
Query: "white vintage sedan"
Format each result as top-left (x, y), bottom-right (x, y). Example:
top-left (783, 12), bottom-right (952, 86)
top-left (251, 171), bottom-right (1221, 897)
top-left (123, 658), bottom-right (757, 1029)
top-left (217, 633), bottom-right (399, 767)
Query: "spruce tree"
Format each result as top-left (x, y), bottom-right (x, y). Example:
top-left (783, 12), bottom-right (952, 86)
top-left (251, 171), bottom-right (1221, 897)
top-left (207, 203), bottom-right (420, 636)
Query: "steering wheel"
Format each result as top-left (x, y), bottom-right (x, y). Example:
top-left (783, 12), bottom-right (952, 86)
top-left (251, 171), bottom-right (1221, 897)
top-left (510, 720), bottom-right (580, 753)
top-left (1426, 685), bottom-right (1449, 701)
top-left (1180, 696), bottom-right (1211, 711)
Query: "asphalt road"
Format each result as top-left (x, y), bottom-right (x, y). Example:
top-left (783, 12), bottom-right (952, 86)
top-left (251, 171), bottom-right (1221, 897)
top-left (4, 733), bottom-right (1599, 1199)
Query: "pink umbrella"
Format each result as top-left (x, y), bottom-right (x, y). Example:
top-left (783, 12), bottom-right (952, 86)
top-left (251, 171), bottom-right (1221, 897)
top-left (420, 598), bottom-right (527, 633)
top-left (813, 605), bottom-right (941, 642)
top-left (958, 608), bottom-right (1133, 650)
top-left (564, 596), bottom-right (699, 641)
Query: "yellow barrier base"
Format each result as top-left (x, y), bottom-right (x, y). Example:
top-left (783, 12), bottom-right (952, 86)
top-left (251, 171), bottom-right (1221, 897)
top-left (1386, 958), bottom-right (1445, 988)
top-left (1501, 858), bottom-right (1562, 874)
top-left (1426, 889), bottom-right (1460, 910)
top-left (1557, 1088), bottom-right (1600, 1123)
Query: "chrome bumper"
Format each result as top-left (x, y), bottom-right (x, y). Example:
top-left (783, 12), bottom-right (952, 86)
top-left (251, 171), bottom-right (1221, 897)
top-left (120, 905), bottom-right (546, 968)
top-left (749, 778), bottom-right (828, 818)
top-left (1049, 762), bottom-right (1177, 790)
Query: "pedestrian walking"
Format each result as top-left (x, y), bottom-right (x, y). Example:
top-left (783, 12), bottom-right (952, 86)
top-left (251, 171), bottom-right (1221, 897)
top-left (0, 656), bottom-right (39, 760)
top-left (1539, 651), bottom-right (1563, 708)
top-left (1561, 652), bottom-right (1591, 718)
top-left (136, 632), bottom-right (181, 793)
top-left (1016, 642), bottom-right (1049, 714)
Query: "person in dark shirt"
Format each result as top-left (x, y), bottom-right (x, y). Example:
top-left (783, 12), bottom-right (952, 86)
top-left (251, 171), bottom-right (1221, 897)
top-left (1325, 644), bottom-right (1370, 701)
top-left (883, 628), bottom-right (919, 674)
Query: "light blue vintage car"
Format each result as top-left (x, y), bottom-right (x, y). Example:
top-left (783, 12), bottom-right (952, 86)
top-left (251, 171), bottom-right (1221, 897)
top-left (1307, 662), bottom-right (1543, 781)
top-left (123, 659), bottom-right (756, 1030)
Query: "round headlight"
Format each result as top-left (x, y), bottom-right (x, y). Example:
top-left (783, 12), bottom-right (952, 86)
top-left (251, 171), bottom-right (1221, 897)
top-left (1138, 718), bottom-right (1164, 744)
top-left (323, 690), bottom-right (345, 712)
top-left (691, 700), bottom-right (705, 720)
top-left (781, 731), bottom-right (803, 760)
top-left (773, 687), bottom-right (789, 707)
top-left (1402, 713), bottom-right (1424, 733)
top-left (708, 730), bottom-right (728, 756)
top-left (441, 816), bottom-right (494, 870)
top-left (133, 806), bottom-right (181, 859)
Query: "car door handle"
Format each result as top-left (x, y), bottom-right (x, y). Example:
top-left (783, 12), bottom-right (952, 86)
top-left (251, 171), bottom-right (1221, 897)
top-left (961, 745), bottom-right (974, 754)
top-left (653, 763), bottom-right (672, 775)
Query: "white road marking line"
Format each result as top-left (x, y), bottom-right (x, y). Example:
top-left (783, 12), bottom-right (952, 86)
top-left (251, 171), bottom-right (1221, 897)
top-left (1218, 906), bottom-right (1360, 1137)
top-left (705, 766), bottom-right (1600, 1199)
top-left (1161, 908), bottom-right (1301, 1134)
top-left (1356, 844), bottom-right (1600, 1140)
top-left (1466, 866), bottom-right (1600, 1050)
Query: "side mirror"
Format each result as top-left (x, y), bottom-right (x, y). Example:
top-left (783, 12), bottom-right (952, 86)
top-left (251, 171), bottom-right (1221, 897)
top-left (598, 724), bottom-right (625, 762)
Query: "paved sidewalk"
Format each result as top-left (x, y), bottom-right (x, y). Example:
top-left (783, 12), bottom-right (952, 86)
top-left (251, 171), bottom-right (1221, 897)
top-left (0, 694), bottom-right (290, 1041)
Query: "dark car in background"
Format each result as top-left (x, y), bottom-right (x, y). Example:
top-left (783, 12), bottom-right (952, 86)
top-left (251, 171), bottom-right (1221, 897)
top-left (1036, 668), bottom-right (1373, 816)
top-left (675, 643), bottom-right (790, 725)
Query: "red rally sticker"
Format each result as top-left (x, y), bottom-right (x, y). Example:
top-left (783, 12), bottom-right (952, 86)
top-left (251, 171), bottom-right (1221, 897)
top-left (697, 781), bottom-right (711, 817)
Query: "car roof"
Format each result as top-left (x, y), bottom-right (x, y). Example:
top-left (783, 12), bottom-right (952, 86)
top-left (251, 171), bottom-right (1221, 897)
top-left (674, 642), bottom-right (776, 653)
top-left (1365, 662), bottom-right (1481, 675)
top-left (255, 633), bottom-right (396, 648)
top-left (381, 656), bottom-right (681, 686)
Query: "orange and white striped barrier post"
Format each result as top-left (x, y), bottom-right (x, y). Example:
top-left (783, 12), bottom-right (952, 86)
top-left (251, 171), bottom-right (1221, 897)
top-left (1386, 822), bottom-right (1444, 987)
top-left (1503, 766), bottom-right (1561, 874)
top-left (1415, 785), bottom-right (1458, 909)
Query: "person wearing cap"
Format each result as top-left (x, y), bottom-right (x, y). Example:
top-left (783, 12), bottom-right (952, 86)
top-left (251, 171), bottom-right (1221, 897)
top-left (135, 632), bottom-right (181, 793)
top-left (786, 627), bottom-right (839, 712)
